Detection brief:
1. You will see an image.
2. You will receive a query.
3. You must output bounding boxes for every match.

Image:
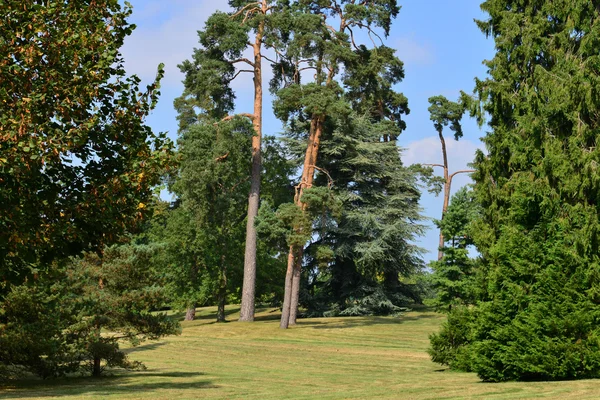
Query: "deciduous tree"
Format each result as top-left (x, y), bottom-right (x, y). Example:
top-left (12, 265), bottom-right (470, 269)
top-left (0, 0), bottom-right (173, 288)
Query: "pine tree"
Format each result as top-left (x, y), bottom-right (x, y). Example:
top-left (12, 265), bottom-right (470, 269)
top-left (430, 0), bottom-right (600, 381)
top-left (175, 0), bottom-right (290, 321)
top-left (426, 95), bottom-right (475, 260)
top-left (275, 0), bottom-right (403, 329)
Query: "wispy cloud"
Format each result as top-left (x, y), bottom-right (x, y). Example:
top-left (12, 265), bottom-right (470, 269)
top-left (395, 34), bottom-right (435, 67)
top-left (121, 0), bottom-right (229, 87)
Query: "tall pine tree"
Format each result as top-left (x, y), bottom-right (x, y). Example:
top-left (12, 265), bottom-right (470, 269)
top-left (175, 0), bottom-right (291, 321)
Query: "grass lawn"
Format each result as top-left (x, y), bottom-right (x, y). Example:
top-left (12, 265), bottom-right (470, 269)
top-left (1, 306), bottom-right (599, 399)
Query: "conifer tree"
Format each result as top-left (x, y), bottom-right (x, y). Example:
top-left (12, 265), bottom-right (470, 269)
top-left (426, 96), bottom-right (474, 260)
top-left (275, 0), bottom-right (403, 329)
top-left (430, 0), bottom-right (600, 381)
top-left (175, 0), bottom-right (290, 321)
top-left (310, 113), bottom-right (426, 316)
top-left (170, 118), bottom-right (253, 322)
top-left (429, 187), bottom-right (478, 311)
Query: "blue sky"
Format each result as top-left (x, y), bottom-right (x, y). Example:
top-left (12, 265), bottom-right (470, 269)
top-left (120, 0), bottom-right (495, 263)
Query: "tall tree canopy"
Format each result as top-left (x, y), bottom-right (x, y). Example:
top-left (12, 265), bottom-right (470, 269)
top-left (430, 0), bottom-right (600, 382)
top-left (175, 0), bottom-right (291, 321)
top-left (273, 0), bottom-right (409, 329)
top-left (0, 0), bottom-right (173, 287)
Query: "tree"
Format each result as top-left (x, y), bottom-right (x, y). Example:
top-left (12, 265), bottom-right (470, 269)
top-left (430, 0), bottom-right (600, 381)
top-left (174, 0), bottom-right (291, 321)
top-left (275, 0), bottom-right (403, 329)
top-left (429, 187), bottom-right (478, 311)
top-left (170, 118), bottom-right (253, 322)
top-left (0, 0), bottom-right (173, 287)
top-left (426, 95), bottom-right (475, 260)
top-left (0, 244), bottom-right (179, 379)
top-left (305, 112), bottom-right (426, 317)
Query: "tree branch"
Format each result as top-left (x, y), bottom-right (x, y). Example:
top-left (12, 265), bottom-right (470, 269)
top-left (232, 69), bottom-right (254, 81)
top-left (261, 54), bottom-right (278, 64)
top-left (230, 58), bottom-right (255, 67)
top-left (220, 113), bottom-right (255, 123)
top-left (215, 152), bottom-right (230, 162)
top-left (231, 2), bottom-right (260, 19)
top-left (449, 169), bottom-right (475, 180)
top-left (312, 166), bottom-right (334, 188)
top-left (422, 163), bottom-right (445, 169)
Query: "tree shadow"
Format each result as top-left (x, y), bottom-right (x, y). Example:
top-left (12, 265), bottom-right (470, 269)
top-left (297, 312), bottom-right (439, 329)
top-left (174, 306), bottom-right (241, 322)
top-left (123, 341), bottom-right (167, 354)
top-left (0, 370), bottom-right (217, 399)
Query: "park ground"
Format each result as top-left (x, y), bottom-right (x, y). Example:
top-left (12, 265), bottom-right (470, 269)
top-left (1, 307), bottom-right (599, 400)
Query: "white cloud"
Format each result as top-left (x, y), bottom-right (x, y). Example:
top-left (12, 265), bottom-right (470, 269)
top-left (395, 34), bottom-right (435, 67)
top-left (121, 0), bottom-right (229, 87)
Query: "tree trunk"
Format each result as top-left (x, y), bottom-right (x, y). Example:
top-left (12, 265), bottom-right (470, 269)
top-left (280, 117), bottom-right (323, 328)
top-left (185, 305), bottom-right (196, 321)
top-left (217, 256), bottom-right (228, 323)
top-left (437, 128), bottom-right (450, 261)
top-left (92, 356), bottom-right (102, 377)
top-left (239, 3), bottom-right (266, 322)
top-left (280, 247), bottom-right (296, 329)
top-left (289, 259), bottom-right (302, 325)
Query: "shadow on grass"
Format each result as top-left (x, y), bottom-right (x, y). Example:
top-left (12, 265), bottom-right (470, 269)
top-left (172, 306), bottom-right (241, 322)
top-left (297, 312), bottom-right (439, 329)
top-left (123, 341), bottom-right (167, 354)
top-left (0, 370), bottom-right (217, 399)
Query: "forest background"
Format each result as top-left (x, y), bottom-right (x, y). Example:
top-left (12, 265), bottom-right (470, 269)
top-left (121, 0), bottom-right (493, 262)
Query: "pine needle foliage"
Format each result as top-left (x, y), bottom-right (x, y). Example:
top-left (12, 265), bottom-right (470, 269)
top-left (306, 113), bottom-right (427, 316)
top-left (430, 0), bottom-right (600, 382)
top-left (429, 187), bottom-right (479, 311)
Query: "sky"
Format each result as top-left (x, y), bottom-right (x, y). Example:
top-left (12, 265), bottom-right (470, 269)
top-left (119, 0), bottom-right (496, 263)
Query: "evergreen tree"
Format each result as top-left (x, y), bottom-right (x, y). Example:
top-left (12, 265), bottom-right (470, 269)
top-left (169, 118), bottom-right (253, 322)
top-left (426, 95), bottom-right (475, 260)
top-left (308, 113), bottom-right (426, 316)
top-left (429, 187), bottom-right (478, 311)
top-left (175, 0), bottom-right (291, 321)
top-left (0, 244), bottom-right (179, 379)
top-left (430, 0), bottom-right (600, 381)
top-left (274, 0), bottom-right (404, 329)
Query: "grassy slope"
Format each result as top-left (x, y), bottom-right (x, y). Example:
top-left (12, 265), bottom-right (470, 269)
top-left (1, 307), bottom-right (599, 400)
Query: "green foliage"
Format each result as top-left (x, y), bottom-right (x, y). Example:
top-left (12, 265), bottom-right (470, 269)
top-left (0, 0), bottom-right (174, 288)
top-left (428, 306), bottom-right (475, 371)
top-left (427, 95), bottom-right (466, 139)
top-left (429, 188), bottom-right (479, 310)
top-left (0, 244), bottom-right (179, 379)
top-left (429, 0), bottom-right (600, 382)
top-left (161, 119), bottom-right (252, 317)
top-left (302, 113), bottom-right (427, 316)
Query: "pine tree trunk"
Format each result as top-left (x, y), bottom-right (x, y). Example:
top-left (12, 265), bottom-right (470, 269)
top-left (239, 4), bottom-right (266, 323)
top-left (280, 247), bottom-right (296, 329)
top-left (217, 256), bottom-right (228, 323)
top-left (437, 128), bottom-right (450, 261)
top-left (289, 259), bottom-right (302, 325)
top-left (185, 305), bottom-right (196, 321)
top-left (280, 117), bottom-right (323, 328)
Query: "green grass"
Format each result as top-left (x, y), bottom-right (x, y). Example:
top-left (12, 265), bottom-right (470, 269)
top-left (2, 306), bottom-right (599, 399)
